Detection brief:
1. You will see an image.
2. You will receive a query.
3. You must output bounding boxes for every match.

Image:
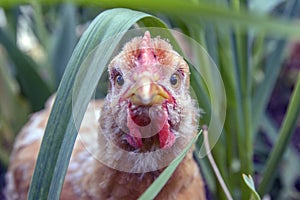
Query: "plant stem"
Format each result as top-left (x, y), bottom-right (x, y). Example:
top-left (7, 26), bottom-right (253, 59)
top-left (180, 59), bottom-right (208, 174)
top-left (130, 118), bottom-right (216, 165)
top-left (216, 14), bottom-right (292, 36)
top-left (258, 73), bottom-right (300, 196)
top-left (230, 30), bottom-right (251, 198)
top-left (203, 127), bottom-right (233, 200)
top-left (243, 33), bottom-right (253, 178)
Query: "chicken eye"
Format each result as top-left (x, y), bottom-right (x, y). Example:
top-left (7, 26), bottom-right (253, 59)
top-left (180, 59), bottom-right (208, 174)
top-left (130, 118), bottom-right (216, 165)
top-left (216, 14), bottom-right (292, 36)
top-left (170, 73), bottom-right (180, 87)
top-left (115, 74), bottom-right (124, 87)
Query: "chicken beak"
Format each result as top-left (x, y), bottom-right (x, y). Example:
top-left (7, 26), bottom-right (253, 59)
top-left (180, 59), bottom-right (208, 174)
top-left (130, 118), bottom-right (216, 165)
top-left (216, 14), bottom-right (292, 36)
top-left (125, 76), bottom-right (170, 105)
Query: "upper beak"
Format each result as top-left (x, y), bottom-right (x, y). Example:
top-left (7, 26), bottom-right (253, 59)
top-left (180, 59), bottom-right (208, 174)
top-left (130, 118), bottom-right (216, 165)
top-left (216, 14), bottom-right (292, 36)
top-left (124, 76), bottom-right (170, 105)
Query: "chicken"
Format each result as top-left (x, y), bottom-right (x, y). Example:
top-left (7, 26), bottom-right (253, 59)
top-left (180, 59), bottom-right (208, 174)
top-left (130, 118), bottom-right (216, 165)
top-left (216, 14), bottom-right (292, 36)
top-left (4, 31), bottom-right (206, 200)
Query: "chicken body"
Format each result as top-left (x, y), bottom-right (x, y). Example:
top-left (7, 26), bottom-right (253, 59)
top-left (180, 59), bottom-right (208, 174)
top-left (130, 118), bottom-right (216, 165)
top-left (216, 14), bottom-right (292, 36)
top-left (5, 31), bottom-right (206, 199)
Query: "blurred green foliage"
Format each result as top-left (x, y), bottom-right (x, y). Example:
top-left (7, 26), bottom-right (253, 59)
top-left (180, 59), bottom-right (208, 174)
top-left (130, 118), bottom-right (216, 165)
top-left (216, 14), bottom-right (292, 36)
top-left (0, 1), bottom-right (299, 200)
top-left (0, 4), bottom-right (80, 167)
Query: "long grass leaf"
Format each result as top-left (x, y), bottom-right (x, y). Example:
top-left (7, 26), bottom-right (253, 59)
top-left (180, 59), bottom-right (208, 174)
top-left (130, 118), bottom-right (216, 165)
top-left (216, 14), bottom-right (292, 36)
top-left (0, 54), bottom-right (29, 166)
top-left (258, 73), bottom-right (300, 196)
top-left (0, 53), bottom-right (29, 134)
top-left (259, 114), bottom-right (300, 199)
top-left (2, 0), bottom-right (300, 40)
top-left (31, 0), bottom-right (50, 49)
top-left (96, 0), bottom-right (300, 40)
top-left (50, 3), bottom-right (77, 87)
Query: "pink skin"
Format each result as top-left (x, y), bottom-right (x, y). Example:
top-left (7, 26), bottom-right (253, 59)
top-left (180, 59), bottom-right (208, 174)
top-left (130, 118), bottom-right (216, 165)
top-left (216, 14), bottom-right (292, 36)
top-left (133, 31), bottom-right (162, 77)
top-left (138, 31), bottom-right (156, 66)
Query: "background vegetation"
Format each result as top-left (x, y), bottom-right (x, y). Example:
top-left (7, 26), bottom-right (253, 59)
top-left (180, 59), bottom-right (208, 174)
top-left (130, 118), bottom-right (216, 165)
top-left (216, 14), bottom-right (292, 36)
top-left (0, 0), bottom-right (300, 199)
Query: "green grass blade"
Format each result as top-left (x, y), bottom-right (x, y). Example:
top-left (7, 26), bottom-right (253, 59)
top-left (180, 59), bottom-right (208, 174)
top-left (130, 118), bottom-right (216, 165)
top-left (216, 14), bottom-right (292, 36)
top-left (28, 8), bottom-right (168, 200)
top-left (258, 73), bottom-right (300, 196)
top-left (0, 53), bottom-right (29, 134)
top-left (252, 39), bottom-right (286, 130)
top-left (31, 0), bottom-right (50, 49)
top-left (243, 174), bottom-right (261, 200)
top-left (138, 130), bottom-right (202, 200)
top-left (3, 7), bottom-right (19, 43)
top-left (0, 54), bottom-right (29, 166)
top-left (22, 0), bottom-right (300, 39)
top-left (259, 114), bottom-right (300, 199)
top-left (50, 3), bottom-right (77, 87)
top-left (2, 0), bottom-right (300, 39)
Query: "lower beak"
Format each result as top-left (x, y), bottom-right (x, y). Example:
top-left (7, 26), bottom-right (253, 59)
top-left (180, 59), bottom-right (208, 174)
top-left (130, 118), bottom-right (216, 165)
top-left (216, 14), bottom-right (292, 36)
top-left (125, 77), bottom-right (170, 105)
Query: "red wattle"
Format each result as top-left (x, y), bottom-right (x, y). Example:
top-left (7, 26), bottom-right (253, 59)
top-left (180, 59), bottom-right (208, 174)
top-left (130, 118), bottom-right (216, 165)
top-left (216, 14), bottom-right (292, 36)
top-left (126, 102), bottom-right (175, 149)
top-left (159, 122), bottom-right (175, 149)
top-left (126, 108), bottom-right (143, 148)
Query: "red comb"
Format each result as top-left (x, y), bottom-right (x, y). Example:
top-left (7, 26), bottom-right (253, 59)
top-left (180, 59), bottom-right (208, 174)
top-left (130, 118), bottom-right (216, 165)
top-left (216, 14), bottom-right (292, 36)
top-left (137, 31), bottom-right (157, 66)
